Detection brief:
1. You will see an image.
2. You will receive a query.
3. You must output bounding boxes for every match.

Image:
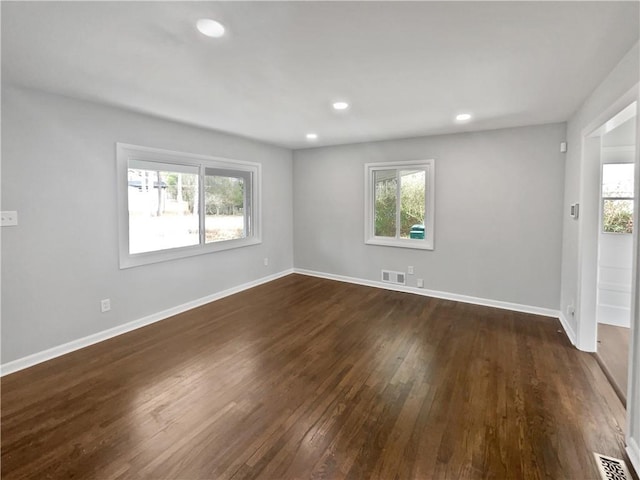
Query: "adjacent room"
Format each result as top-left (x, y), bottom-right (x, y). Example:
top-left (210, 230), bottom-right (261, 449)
top-left (2, 2), bottom-right (639, 479)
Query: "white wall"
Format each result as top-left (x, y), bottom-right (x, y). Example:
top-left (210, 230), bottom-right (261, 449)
top-left (557, 41), bottom-right (640, 474)
top-left (596, 146), bottom-right (635, 328)
top-left (1, 86), bottom-right (294, 364)
top-left (560, 42), bottom-right (639, 338)
top-left (597, 234), bottom-right (633, 327)
top-left (293, 123), bottom-right (566, 310)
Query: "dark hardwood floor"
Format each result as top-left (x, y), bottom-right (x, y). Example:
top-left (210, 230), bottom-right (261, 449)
top-left (1, 274), bottom-right (632, 479)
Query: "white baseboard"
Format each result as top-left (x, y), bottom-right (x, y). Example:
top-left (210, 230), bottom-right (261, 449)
top-left (294, 268), bottom-right (560, 319)
top-left (1, 268), bottom-right (569, 376)
top-left (597, 301), bottom-right (632, 328)
top-left (627, 437), bottom-right (640, 478)
top-left (1, 269), bottom-right (294, 377)
top-left (558, 312), bottom-right (578, 346)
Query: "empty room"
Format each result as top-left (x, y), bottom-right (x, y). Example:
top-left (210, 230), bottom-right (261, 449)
top-left (2, 1), bottom-right (640, 479)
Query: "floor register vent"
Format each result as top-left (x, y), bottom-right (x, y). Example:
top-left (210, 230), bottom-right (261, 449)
top-left (593, 453), bottom-right (632, 480)
top-left (381, 270), bottom-right (406, 285)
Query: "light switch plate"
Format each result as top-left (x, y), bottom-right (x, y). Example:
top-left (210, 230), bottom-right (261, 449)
top-left (1, 211), bottom-right (18, 226)
top-left (570, 203), bottom-right (579, 219)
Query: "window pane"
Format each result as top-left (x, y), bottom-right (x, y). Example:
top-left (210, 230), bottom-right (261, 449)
top-left (365, 160), bottom-right (434, 250)
top-left (602, 163), bottom-right (634, 197)
top-left (128, 169), bottom-right (199, 254)
top-left (399, 169), bottom-right (426, 239)
top-left (205, 175), bottom-right (246, 243)
top-left (603, 199), bottom-right (633, 233)
top-left (374, 170), bottom-right (397, 237)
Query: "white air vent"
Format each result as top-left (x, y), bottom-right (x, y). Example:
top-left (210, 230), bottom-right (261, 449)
top-left (593, 453), bottom-right (631, 480)
top-left (381, 270), bottom-right (406, 285)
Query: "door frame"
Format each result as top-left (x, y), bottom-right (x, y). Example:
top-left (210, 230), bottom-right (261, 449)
top-left (575, 83), bottom-right (639, 472)
top-left (577, 88), bottom-right (637, 351)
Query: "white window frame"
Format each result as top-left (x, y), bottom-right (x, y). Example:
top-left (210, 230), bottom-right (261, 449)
top-left (364, 159), bottom-right (435, 250)
top-left (600, 157), bottom-right (635, 235)
top-left (117, 143), bottom-right (261, 268)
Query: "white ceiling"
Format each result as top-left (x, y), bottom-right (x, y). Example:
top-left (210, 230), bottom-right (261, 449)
top-left (2, 1), bottom-right (639, 149)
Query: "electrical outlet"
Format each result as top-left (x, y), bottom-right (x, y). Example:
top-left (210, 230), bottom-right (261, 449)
top-left (417, 279), bottom-right (424, 288)
top-left (408, 266), bottom-right (414, 275)
top-left (264, 257), bottom-right (269, 266)
top-left (1, 211), bottom-right (18, 227)
top-left (567, 304), bottom-right (575, 316)
top-left (101, 299), bottom-right (111, 313)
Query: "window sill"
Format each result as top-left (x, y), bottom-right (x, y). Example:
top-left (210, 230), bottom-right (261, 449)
top-left (365, 237), bottom-right (433, 250)
top-left (120, 236), bottom-right (262, 269)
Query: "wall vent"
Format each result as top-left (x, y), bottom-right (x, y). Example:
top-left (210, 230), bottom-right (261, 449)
top-left (593, 453), bottom-right (631, 480)
top-left (381, 270), bottom-right (406, 285)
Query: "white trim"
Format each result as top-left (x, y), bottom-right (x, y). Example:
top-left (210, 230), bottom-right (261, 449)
top-left (577, 134), bottom-right (603, 352)
top-left (627, 437), bottom-right (640, 478)
top-left (584, 89), bottom-right (638, 139)
top-left (602, 145), bottom-right (636, 155)
top-left (596, 301), bottom-right (632, 328)
top-left (558, 312), bottom-right (578, 346)
top-left (598, 282), bottom-right (632, 294)
top-left (590, 102), bottom-right (637, 138)
top-left (628, 86), bottom-right (640, 468)
top-left (599, 264), bottom-right (634, 271)
top-left (365, 237), bottom-right (433, 250)
top-left (0, 269), bottom-right (294, 377)
top-left (294, 268), bottom-right (560, 319)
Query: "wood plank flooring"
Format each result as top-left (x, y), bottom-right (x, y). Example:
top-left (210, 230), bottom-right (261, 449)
top-left (597, 322), bottom-right (630, 404)
top-left (1, 274), bottom-right (632, 479)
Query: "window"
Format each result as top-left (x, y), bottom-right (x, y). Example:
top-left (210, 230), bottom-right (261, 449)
top-left (364, 160), bottom-right (434, 250)
top-left (601, 162), bottom-right (634, 234)
top-left (117, 143), bottom-right (260, 268)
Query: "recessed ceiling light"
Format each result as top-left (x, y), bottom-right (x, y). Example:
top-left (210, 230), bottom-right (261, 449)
top-left (306, 133), bottom-right (318, 141)
top-left (456, 113), bottom-right (472, 122)
top-left (332, 101), bottom-right (350, 111)
top-left (196, 18), bottom-right (225, 38)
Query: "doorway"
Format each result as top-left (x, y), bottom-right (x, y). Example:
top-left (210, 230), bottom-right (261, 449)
top-left (590, 102), bottom-right (637, 403)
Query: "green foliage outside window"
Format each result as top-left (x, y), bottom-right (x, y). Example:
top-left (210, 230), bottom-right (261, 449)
top-left (165, 172), bottom-right (197, 213)
top-left (603, 199), bottom-right (633, 234)
top-left (374, 170), bottom-right (425, 238)
top-left (164, 173), bottom-right (244, 216)
top-left (374, 178), bottom-right (397, 237)
top-left (204, 175), bottom-right (244, 216)
top-left (399, 171), bottom-right (426, 237)
top-left (601, 163), bottom-right (634, 234)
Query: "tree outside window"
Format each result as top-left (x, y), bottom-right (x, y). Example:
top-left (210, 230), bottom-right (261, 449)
top-left (602, 163), bottom-right (634, 234)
